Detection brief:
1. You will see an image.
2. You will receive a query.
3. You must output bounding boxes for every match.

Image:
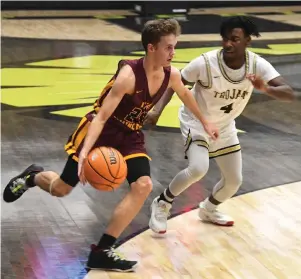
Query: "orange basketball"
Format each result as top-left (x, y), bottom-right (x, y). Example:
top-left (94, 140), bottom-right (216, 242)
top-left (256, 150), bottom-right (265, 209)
top-left (83, 146), bottom-right (127, 191)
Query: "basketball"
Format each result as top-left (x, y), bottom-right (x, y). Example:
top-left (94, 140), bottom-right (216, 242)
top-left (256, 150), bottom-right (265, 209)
top-left (83, 147), bottom-right (127, 191)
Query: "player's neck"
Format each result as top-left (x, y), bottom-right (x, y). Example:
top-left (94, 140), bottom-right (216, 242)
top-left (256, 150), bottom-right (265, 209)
top-left (223, 53), bottom-right (246, 70)
top-left (143, 56), bottom-right (162, 73)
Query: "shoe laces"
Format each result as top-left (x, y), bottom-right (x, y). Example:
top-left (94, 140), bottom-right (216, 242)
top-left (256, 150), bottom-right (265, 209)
top-left (10, 178), bottom-right (28, 195)
top-left (91, 244), bottom-right (126, 262)
top-left (155, 201), bottom-right (171, 221)
top-left (104, 247), bottom-right (126, 261)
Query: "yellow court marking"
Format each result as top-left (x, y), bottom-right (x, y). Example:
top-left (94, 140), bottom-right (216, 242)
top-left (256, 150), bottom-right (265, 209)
top-left (2, 44), bottom-right (299, 129)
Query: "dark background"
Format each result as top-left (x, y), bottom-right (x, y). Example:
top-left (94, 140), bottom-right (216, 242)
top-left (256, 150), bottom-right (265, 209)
top-left (2, 1), bottom-right (300, 11)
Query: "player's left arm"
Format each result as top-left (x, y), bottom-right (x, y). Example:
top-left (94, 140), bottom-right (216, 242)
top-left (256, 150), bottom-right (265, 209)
top-left (265, 76), bottom-right (294, 101)
top-left (247, 57), bottom-right (295, 102)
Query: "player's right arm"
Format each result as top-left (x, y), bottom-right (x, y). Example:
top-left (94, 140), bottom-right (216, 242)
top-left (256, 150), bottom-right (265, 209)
top-left (144, 56), bottom-right (203, 125)
top-left (78, 64), bottom-right (135, 183)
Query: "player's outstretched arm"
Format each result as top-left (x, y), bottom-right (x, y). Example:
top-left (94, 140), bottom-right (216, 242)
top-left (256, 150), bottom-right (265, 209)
top-left (78, 65), bottom-right (135, 182)
top-left (247, 74), bottom-right (295, 101)
top-left (170, 67), bottom-right (219, 140)
top-left (246, 57), bottom-right (294, 101)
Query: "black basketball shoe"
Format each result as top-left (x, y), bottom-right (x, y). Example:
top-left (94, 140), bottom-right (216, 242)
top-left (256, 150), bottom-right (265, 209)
top-left (86, 244), bottom-right (137, 272)
top-left (3, 164), bottom-right (44, 203)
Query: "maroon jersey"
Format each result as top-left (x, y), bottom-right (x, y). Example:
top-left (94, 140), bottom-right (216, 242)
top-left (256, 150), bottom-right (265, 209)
top-left (65, 57), bottom-right (171, 161)
top-left (89, 57), bottom-right (171, 131)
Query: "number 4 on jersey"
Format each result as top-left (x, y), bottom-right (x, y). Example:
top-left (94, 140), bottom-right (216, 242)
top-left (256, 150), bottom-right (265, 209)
top-left (220, 103), bottom-right (234, 114)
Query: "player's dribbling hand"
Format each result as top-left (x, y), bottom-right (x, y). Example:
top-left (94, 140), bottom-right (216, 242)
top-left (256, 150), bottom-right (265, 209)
top-left (203, 122), bottom-right (219, 140)
top-left (78, 151), bottom-right (87, 185)
top-left (246, 74), bottom-right (267, 92)
top-left (143, 111), bottom-right (160, 126)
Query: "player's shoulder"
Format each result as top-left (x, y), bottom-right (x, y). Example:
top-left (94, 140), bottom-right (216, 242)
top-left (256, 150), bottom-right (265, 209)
top-left (247, 49), bottom-right (264, 62)
top-left (188, 49), bottom-right (220, 62)
top-left (199, 49), bottom-right (221, 66)
top-left (247, 49), bottom-right (273, 68)
top-left (168, 66), bottom-right (181, 85)
top-left (170, 65), bottom-right (181, 76)
top-left (205, 48), bottom-right (220, 56)
top-left (118, 57), bottom-right (144, 75)
top-left (115, 63), bottom-right (136, 90)
top-left (117, 63), bottom-right (135, 78)
top-left (202, 48), bottom-right (220, 59)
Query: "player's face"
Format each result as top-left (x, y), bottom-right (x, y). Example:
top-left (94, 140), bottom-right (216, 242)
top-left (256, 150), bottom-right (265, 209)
top-left (149, 34), bottom-right (177, 67)
top-left (222, 28), bottom-right (250, 60)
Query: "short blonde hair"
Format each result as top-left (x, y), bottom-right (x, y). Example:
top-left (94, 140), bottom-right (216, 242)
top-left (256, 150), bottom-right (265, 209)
top-left (141, 18), bottom-right (181, 51)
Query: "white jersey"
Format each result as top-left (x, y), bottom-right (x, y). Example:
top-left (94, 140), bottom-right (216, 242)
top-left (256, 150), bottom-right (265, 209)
top-left (180, 49), bottom-right (280, 128)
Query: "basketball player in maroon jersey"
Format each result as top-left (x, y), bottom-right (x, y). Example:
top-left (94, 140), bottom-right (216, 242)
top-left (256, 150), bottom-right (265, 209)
top-left (3, 19), bottom-right (218, 272)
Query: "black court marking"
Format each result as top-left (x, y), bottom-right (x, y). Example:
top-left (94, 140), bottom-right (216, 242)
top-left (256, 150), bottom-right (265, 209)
top-left (104, 14), bottom-right (301, 34)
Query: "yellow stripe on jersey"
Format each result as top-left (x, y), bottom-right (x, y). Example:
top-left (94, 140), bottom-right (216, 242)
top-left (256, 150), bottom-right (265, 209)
top-left (184, 130), bottom-right (240, 159)
top-left (94, 78), bottom-right (115, 112)
top-left (65, 117), bottom-right (90, 157)
top-left (209, 144), bottom-right (241, 159)
top-left (65, 116), bottom-right (89, 150)
top-left (124, 153), bottom-right (152, 161)
top-left (74, 121), bottom-right (90, 150)
top-left (195, 139), bottom-right (209, 149)
top-left (184, 131), bottom-right (209, 158)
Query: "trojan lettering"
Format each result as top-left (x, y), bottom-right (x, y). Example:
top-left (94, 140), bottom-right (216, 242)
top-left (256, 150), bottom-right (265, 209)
top-left (214, 89), bottom-right (249, 100)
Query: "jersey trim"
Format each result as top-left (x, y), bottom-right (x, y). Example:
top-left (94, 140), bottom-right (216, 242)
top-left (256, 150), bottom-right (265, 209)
top-left (94, 78), bottom-right (115, 112)
top-left (197, 53), bottom-right (213, 89)
top-left (252, 53), bottom-right (257, 75)
top-left (217, 50), bottom-right (250, 84)
top-left (209, 143), bottom-right (241, 159)
top-left (65, 116), bottom-right (90, 154)
top-left (184, 129), bottom-right (209, 158)
top-left (124, 153), bottom-right (152, 161)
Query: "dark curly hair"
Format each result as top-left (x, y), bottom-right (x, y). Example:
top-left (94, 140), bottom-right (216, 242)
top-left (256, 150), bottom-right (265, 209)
top-left (220, 16), bottom-right (261, 38)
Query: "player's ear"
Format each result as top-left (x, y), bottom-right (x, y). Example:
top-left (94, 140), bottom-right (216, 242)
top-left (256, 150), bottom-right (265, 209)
top-left (147, 43), bottom-right (155, 53)
top-left (246, 36), bottom-right (251, 47)
top-left (148, 43), bottom-right (158, 53)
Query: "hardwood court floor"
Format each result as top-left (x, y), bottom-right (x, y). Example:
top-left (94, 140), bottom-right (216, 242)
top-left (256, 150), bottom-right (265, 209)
top-left (85, 181), bottom-right (301, 279)
top-left (1, 8), bottom-right (301, 279)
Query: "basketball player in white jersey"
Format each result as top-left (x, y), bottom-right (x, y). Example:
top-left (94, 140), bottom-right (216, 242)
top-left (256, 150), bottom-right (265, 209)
top-left (147, 16), bottom-right (294, 233)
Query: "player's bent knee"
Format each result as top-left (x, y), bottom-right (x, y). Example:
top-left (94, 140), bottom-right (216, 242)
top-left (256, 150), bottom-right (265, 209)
top-left (229, 173), bottom-right (243, 188)
top-left (188, 162), bottom-right (209, 181)
top-left (131, 176), bottom-right (153, 197)
top-left (225, 174), bottom-right (243, 194)
top-left (50, 178), bottom-right (73, 197)
top-left (236, 174), bottom-right (243, 187)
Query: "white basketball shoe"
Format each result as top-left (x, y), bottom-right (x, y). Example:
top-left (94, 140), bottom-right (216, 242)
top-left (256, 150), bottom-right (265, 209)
top-left (198, 200), bottom-right (234, 226)
top-left (149, 197), bottom-right (172, 234)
